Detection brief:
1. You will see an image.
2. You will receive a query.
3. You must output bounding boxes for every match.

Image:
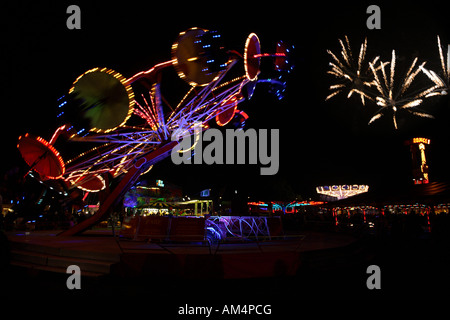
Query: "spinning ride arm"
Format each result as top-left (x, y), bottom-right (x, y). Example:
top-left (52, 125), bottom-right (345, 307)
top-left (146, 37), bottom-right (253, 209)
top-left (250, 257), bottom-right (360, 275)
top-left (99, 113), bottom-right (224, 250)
top-left (58, 141), bottom-right (177, 236)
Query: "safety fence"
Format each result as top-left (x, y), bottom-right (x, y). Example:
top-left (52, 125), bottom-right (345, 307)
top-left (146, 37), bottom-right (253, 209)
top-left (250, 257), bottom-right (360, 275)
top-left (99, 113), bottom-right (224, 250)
top-left (119, 215), bottom-right (284, 243)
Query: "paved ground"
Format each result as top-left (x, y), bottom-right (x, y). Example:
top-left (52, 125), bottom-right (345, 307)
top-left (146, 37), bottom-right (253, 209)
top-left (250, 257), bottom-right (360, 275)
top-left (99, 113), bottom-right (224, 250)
top-left (5, 229), bottom-right (356, 255)
top-left (3, 229), bottom-right (449, 301)
top-left (4, 229), bottom-right (356, 279)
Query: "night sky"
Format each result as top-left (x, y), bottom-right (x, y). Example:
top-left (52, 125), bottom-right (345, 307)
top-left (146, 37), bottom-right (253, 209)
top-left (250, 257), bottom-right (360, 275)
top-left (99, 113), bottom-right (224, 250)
top-left (2, 1), bottom-right (449, 200)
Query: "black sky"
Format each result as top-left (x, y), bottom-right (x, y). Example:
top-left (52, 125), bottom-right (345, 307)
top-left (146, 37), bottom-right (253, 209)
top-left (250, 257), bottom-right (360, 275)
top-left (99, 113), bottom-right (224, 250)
top-left (1, 1), bottom-right (449, 199)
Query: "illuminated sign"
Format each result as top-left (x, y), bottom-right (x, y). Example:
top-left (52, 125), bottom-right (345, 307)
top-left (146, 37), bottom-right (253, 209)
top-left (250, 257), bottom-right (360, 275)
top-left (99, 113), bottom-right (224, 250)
top-left (412, 137), bottom-right (430, 145)
top-left (200, 189), bottom-right (210, 197)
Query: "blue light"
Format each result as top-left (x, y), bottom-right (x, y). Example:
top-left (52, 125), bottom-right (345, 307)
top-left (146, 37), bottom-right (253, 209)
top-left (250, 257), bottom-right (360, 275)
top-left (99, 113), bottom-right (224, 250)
top-left (206, 226), bottom-right (223, 242)
top-left (273, 203), bottom-right (283, 211)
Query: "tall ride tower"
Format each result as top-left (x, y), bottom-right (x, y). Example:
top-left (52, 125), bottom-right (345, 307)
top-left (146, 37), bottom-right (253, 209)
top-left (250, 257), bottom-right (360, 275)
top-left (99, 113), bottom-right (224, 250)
top-left (407, 137), bottom-right (431, 184)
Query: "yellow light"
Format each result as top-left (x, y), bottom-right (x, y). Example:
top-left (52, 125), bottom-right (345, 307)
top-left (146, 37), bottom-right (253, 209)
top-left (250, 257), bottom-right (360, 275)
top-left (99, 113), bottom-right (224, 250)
top-left (413, 137), bottom-right (430, 145)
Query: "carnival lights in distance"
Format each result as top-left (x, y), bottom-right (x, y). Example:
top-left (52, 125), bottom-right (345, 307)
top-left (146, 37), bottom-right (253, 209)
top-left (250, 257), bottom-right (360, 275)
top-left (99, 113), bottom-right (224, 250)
top-left (316, 185), bottom-right (369, 200)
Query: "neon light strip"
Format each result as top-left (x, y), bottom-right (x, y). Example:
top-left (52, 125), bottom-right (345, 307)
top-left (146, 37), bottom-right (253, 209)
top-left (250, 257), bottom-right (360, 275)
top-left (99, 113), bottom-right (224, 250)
top-left (252, 53), bottom-right (286, 58)
top-left (49, 125), bottom-right (67, 145)
top-left (124, 60), bottom-right (175, 85)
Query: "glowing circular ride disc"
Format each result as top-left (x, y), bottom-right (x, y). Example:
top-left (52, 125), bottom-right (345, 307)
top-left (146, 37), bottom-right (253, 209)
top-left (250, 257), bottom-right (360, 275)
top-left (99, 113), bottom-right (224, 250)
top-left (17, 134), bottom-right (65, 180)
top-left (244, 33), bottom-right (261, 81)
top-left (215, 94), bottom-right (243, 126)
top-left (67, 171), bottom-right (106, 193)
top-left (68, 68), bottom-right (134, 133)
top-left (172, 28), bottom-right (228, 86)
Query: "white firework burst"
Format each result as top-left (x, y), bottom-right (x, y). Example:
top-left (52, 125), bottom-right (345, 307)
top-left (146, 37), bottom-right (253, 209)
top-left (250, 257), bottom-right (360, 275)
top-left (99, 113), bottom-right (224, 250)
top-left (368, 50), bottom-right (438, 129)
top-left (326, 36), bottom-right (379, 105)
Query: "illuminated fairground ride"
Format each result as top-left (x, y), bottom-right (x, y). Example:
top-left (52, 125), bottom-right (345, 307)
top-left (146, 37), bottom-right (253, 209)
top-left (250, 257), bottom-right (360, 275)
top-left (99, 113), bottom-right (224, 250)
top-left (316, 185), bottom-right (369, 201)
top-left (17, 28), bottom-right (294, 236)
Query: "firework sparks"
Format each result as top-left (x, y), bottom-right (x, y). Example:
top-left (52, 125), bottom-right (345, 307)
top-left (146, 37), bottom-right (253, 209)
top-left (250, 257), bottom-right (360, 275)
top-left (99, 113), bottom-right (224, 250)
top-left (368, 50), bottom-right (437, 129)
top-left (421, 36), bottom-right (449, 96)
top-left (326, 36), bottom-right (379, 105)
top-left (437, 36), bottom-right (450, 87)
top-left (326, 35), bottom-right (450, 130)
